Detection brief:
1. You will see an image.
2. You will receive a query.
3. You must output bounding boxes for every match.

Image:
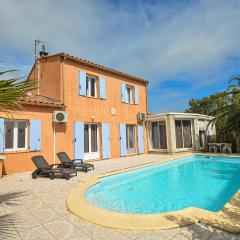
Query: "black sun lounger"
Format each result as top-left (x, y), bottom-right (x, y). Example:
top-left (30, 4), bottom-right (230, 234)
top-left (57, 152), bottom-right (94, 172)
top-left (31, 155), bottom-right (77, 180)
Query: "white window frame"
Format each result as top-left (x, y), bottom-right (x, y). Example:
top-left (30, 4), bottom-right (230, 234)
top-left (84, 123), bottom-right (99, 160)
top-left (86, 76), bottom-right (97, 98)
top-left (125, 85), bottom-right (133, 104)
top-left (4, 120), bottom-right (28, 152)
top-left (150, 121), bottom-right (168, 151)
top-left (175, 119), bottom-right (193, 150)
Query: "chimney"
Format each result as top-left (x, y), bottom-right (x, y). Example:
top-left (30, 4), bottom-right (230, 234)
top-left (39, 44), bottom-right (48, 57)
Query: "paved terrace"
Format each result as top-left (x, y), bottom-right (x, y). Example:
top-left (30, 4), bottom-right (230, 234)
top-left (0, 153), bottom-right (240, 240)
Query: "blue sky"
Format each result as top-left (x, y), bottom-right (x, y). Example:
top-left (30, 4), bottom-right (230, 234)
top-left (1, 0), bottom-right (240, 113)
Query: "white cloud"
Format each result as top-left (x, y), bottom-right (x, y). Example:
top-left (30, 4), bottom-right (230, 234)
top-left (1, 0), bottom-right (240, 111)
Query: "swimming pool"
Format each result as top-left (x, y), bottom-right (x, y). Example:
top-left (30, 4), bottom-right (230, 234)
top-left (85, 155), bottom-right (240, 214)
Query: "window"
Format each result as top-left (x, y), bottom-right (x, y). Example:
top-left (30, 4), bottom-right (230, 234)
top-left (199, 130), bottom-right (205, 148)
top-left (126, 85), bottom-right (133, 104)
top-left (84, 123), bottom-right (99, 160)
top-left (5, 120), bottom-right (28, 151)
top-left (86, 76), bottom-right (97, 97)
top-left (175, 120), bottom-right (192, 149)
top-left (126, 125), bottom-right (136, 154)
top-left (151, 121), bottom-right (167, 150)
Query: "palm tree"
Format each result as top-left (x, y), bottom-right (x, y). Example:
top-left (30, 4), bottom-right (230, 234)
top-left (209, 76), bottom-right (240, 152)
top-left (0, 70), bottom-right (37, 112)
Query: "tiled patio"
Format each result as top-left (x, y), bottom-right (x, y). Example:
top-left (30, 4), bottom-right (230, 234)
top-left (0, 153), bottom-right (240, 240)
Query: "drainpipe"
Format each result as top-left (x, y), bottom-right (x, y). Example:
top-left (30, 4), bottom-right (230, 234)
top-left (145, 81), bottom-right (149, 153)
top-left (36, 59), bottom-right (41, 95)
top-left (53, 124), bottom-right (56, 164)
top-left (145, 81), bottom-right (149, 114)
top-left (60, 56), bottom-right (66, 106)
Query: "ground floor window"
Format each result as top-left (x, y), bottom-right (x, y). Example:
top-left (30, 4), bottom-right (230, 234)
top-left (151, 121), bottom-right (167, 150)
top-left (5, 120), bottom-right (28, 151)
top-left (126, 125), bottom-right (136, 154)
top-left (175, 120), bottom-right (192, 149)
top-left (84, 123), bottom-right (99, 160)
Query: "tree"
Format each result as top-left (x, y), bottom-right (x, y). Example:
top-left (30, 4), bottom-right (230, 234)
top-left (185, 92), bottom-right (229, 115)
top-left (185, 77), bottom-right (240, 152)
top-left (186, 92), bottom-right (230, 142)
top-left (211, 77), bottom-right (240, 152)
top-left (0, 70), bottom-right (37, 112)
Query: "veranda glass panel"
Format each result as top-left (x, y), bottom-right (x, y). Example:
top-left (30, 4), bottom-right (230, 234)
top-left (183, 120), bottom-right (192, 148)
top-left (159, 122), bottom-right (167, 149)
top-left (175, 120), bottom-right (183, 149)
top-left (5, 121), bottom-right (14, 149)
top-left (151, 122), bottom-right (160, 149)
top-left (199, 130), bottom-right (205, 148)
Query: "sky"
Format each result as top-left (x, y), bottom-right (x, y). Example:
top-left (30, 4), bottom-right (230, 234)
top-left (1, 0), bottom-right (240, 113)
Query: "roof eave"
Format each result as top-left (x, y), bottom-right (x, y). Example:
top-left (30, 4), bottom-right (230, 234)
top-left (20, 101), bottom-right (65, 108)
top-left (35, 52), bottom-right (149, 84)
top-left (146, 112), bottom-right (215, 120)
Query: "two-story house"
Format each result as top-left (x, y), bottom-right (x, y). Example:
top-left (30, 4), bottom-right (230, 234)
top-left (0, 52), bottom-right (148, 173)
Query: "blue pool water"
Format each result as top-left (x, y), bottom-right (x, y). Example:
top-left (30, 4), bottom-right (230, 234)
top-left (85, 155), bottom-right (240, 214)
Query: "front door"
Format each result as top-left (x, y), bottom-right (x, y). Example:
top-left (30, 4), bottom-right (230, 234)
top-left (84, 123), bottom-right (99, 160)
top-left (126, 125), bottom-right (136, 154)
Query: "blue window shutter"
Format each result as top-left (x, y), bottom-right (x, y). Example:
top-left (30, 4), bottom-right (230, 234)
top-left (79, 71), bottom-right (86, 96)
top-left (138, 125), bottom-right (144, 154)
top-left (0, 118), bottom-right (4, 153)
top-left (30, 120), bottom-right (41, 151)
top-left (134, 87), bottom-right (139, 104)
top-left (102, 123), bottom-right (110, 159)
top-left (121, 82), bottom-right (126, 103)
top-left (99, 76), bottom-right (106, 99)
top-left (74, 122), bottom-right (84, 159)
top-left (120, 124), bottom-right (126, 156)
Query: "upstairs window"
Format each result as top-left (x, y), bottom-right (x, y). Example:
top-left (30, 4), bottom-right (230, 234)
top-left (126, 85), bottom-right (133, 104)
top-left (121, 82), bottom-right (139, 104)
top-left (5, 120), bottom-right (28, 151)
top-left (79, 71), bottom-right (107, 99)
top-left (86, 76), bottom-right (97, 97)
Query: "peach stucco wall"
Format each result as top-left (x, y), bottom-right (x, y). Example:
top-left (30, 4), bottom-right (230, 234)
top-left (28, 56), bottom-right (61, 100)
top-left (2, 56), bottom-right (147, 173)
top-left (0, 106), bottom-right (56, 173)
top-left (63, 59), bottom-right (147, 160)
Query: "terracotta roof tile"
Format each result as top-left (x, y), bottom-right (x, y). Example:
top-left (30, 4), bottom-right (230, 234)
top-left (19, 95), bottom-right (65, 108)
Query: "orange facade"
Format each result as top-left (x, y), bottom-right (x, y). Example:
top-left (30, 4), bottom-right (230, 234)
top-left (1, 53), bottom-right (148, 173)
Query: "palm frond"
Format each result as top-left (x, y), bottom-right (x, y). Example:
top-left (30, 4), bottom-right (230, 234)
top-left (0, 70), bottom-right (38, 112)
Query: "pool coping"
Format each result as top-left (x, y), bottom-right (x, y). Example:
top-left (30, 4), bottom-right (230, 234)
top-left (67, 154), bottom-right (240, 233)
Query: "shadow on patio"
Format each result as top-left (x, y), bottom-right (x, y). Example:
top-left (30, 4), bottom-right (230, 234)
top-left (0, 191), bottom-right (28, 239)
top-left (164, 214), bottom-right (237, 239)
